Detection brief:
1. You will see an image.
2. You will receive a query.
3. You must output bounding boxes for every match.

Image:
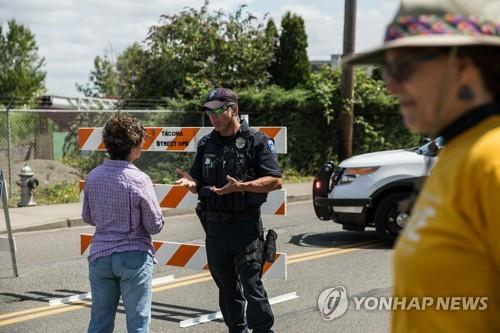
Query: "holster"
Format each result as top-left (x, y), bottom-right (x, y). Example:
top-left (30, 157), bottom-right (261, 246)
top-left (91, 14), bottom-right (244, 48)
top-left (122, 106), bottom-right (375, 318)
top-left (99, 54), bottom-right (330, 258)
top-left (195, 203), bottom-right (208, 233)
top-left (263, 229), bottom-right (278, 263)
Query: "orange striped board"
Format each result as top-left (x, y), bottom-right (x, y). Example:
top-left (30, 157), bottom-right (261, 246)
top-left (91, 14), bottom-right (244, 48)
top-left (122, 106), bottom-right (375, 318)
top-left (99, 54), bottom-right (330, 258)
top-left (80, 234), bottom-right (287, 279)
top-left (79, 181), bottom-right (287, 216)
top-left (77, 127), bottom-right (287, 153)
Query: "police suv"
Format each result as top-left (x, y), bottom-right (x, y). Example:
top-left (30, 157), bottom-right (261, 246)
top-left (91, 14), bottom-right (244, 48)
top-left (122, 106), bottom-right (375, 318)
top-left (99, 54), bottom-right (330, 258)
top-left (313, 139), bottom-right (441, 240)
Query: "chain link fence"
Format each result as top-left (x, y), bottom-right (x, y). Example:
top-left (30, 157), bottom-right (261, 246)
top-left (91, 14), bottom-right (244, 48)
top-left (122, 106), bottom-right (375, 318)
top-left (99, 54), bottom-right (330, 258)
top-left (0, 96), bottom-right (411, 206)
top-left (0, 99), bottom-right (207, 205)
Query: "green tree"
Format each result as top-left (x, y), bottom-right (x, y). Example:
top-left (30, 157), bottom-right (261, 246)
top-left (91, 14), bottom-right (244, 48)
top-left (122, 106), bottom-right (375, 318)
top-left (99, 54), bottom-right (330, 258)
top-left (371, 66), bottom-right (384, 81)
top-left (265, 18), bottom-right (280, 83)
top-left (235, 66), bottom-right (417, 173)
top-left (0, 19), bottom-right (46, 99)
top-left (77, 43), bottom-right (146, 98)
top-left (275, 12), bottom-right (311, 89)
top-left (143, 1), bottom-right (274, 99)
top-left (116, 42), bottom-right (146, 98)
top-left (76, 53), bottom-right (118, 97)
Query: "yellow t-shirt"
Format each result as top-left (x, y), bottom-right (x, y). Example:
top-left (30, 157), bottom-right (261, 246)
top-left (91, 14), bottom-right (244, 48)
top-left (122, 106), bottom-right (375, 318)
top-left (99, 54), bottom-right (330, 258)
top-left (392, 114), bottom-right (500, 332)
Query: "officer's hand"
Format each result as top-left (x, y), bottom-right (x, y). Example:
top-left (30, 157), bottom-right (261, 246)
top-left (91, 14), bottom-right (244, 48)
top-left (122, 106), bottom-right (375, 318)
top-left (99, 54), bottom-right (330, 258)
top-left (175, 168), bottom-right (197, 193)
top-left (210, 175), bottom-right (242, 195)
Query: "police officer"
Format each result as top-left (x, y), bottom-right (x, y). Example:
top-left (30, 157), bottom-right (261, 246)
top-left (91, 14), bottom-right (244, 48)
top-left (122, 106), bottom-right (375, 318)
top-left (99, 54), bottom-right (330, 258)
top-left (176, 88), bottom-right (281, 333)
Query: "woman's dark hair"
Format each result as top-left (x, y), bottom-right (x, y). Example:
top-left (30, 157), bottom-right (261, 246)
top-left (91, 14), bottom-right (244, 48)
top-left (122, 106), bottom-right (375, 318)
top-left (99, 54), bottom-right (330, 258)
top-left (457, 46), bottom-right (500, 100)
top-left (103, 113), bottom-right (145, 160)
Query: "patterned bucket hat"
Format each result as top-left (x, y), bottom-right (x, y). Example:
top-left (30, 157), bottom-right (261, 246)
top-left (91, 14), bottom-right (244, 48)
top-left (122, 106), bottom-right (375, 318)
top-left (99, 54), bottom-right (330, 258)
top-left (344, 0), bottom-right (500, 65)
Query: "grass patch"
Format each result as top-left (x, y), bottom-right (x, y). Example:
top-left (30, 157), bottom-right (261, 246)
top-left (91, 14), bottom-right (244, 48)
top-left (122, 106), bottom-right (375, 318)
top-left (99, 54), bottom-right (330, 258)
top-left (8, 183), bottom-right (80, 207)
top-left (282, 169), bottom-right (313, 183)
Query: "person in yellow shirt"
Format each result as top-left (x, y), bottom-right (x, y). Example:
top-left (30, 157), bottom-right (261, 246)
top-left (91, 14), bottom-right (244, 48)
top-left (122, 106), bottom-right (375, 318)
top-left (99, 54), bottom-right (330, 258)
top-left (345, 0), bottom-right (500, 332)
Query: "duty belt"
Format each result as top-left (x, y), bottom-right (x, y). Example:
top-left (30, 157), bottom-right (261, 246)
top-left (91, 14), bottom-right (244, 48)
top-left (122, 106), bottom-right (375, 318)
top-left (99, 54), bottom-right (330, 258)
top-left (205, 209), bottom-right (260, 223)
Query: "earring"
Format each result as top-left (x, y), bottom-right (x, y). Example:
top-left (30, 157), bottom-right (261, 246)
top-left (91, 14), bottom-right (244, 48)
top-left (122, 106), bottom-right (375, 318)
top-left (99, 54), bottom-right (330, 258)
top-left (458, 85), bottom-right (475, 101)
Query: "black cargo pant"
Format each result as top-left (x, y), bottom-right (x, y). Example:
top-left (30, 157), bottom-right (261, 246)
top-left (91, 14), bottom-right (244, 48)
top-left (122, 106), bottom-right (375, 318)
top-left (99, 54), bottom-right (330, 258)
top-left (205, 218), bottom-right (274, 333)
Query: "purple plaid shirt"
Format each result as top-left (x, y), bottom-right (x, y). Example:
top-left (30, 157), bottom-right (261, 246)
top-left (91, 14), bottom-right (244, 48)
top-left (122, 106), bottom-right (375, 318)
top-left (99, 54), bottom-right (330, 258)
top-left (82, 160), bottom-right (164, 262)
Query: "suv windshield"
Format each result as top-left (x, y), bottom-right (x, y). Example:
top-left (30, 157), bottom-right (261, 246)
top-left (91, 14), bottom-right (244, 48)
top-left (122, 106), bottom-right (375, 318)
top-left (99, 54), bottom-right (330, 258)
top-left (415, 137), bottom-right (444, 157)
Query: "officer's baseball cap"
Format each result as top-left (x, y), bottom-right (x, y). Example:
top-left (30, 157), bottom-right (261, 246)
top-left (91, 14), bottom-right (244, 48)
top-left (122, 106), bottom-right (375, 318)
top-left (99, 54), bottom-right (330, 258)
top-left (202, 88), bottom-right (237, 110)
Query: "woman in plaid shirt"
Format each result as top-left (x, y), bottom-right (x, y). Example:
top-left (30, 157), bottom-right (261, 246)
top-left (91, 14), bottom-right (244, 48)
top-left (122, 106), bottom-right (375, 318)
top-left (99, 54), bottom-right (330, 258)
top-left (82, 113), bottom-right (165, 333)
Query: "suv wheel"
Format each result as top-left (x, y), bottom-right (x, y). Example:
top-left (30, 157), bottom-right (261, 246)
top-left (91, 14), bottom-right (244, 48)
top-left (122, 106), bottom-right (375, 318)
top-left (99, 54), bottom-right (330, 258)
top-left (374, 192), bottom-right (411, 242)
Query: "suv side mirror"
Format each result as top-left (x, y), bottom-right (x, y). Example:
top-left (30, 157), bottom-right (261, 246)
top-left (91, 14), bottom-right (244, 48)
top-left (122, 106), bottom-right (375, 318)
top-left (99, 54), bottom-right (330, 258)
top-left (427, 141), bottom-right (439, 157)
top-left (421, 137), bottom-right (432, 145)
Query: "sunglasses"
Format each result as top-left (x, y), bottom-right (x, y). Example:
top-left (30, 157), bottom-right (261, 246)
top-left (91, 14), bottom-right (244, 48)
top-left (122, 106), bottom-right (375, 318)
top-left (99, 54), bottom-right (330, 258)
top-left (382, 50), bottom-right (445, 82)
top-left (204, 103), bottom-right (234, 116)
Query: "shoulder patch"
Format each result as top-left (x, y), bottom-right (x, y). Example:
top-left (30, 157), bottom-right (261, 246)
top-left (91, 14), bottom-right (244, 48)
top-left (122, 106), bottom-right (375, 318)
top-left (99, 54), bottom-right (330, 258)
top-left (208, 90), bottom-right (217, 100)
top-left (267, 139), bottom-right (277, 158)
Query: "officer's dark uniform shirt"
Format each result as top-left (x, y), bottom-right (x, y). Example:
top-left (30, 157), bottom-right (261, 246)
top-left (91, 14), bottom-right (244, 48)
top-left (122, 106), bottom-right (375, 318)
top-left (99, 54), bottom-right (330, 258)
top-left (189, 119), bottom-right (279, 332)
top-left (189, 120), bottom-right (281, 212)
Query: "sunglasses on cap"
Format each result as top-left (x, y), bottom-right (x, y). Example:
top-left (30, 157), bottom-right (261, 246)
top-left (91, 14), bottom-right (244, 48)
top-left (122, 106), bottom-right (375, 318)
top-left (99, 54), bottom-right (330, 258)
top-left (204, 105), bottom-right (227, 116)
top-left (382, 50), bottom-right (445, 82)
top-left (204, 102), bottom-right (235, 116)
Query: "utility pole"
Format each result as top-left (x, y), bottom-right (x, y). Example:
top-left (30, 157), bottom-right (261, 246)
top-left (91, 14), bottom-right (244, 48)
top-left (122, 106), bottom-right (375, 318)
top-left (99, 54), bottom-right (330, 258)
top-left (337, 0), bottom-right (357, 161)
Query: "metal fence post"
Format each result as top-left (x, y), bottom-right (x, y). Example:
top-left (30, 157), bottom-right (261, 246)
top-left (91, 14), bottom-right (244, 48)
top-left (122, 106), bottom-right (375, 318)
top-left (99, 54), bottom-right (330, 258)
top-left (1, 169), bottom-right (19, 277)
top-left (6, 98), bottom-right (14, 196)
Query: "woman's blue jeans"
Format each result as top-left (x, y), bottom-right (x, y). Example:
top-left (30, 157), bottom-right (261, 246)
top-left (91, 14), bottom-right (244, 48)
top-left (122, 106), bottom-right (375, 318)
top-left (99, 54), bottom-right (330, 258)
top-left (87, 250), bottom-right (153, 333)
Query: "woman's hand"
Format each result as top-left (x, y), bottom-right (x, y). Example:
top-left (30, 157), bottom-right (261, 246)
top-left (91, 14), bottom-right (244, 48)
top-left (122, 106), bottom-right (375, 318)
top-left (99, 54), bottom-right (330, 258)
top-left (175, 168), bottom-right (198, 193)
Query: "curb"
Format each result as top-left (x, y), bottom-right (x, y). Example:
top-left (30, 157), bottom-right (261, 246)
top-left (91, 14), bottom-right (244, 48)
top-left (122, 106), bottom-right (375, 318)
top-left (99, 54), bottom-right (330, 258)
top-left (2, 193), bottom-right (312, 234)
top-left (286, 193), bottom-right (311, 203)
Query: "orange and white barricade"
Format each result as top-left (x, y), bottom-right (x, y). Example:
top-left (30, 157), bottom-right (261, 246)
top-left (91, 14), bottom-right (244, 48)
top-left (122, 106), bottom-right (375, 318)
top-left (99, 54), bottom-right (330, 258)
top-left (80, 233), bottom-right (287, 280)
top-left (79, 182), bottom-right (287, 216)
top-left (78, 125), bottom-right (288, 215)
top-left (154, 184), bottom-right (287, 215)
top-left (78, 127), bottom-right (287, 154)
top-left (72, 123), bottom-right (297, 325)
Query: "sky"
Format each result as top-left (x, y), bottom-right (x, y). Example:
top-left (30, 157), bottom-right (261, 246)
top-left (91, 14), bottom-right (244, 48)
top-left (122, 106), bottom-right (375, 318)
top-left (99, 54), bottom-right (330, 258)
top-left (0, 0), bottom-right (399, 97)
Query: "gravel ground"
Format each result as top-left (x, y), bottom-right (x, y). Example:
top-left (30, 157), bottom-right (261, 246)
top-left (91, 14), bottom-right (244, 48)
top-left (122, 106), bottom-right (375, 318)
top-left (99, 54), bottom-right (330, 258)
top-left (1, 159), bottom-right (81, 194)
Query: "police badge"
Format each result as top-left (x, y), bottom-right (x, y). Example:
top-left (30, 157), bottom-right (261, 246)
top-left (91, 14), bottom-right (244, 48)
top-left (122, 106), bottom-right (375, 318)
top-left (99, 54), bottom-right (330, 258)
top-left (235, 137), bottom-right (246, 149)
top-left (204, 154), bottom-right (216, 168)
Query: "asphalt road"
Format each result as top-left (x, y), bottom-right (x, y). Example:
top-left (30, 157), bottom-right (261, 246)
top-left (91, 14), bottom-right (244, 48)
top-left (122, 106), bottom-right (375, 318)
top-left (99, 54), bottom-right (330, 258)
top-left (0, 200), bottom-right (394, 333)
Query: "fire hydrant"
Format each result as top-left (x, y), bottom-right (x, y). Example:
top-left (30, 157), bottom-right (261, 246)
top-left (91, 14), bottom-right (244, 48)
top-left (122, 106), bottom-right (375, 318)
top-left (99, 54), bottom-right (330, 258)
top-left (16, 165), bottom-right (39, 207)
